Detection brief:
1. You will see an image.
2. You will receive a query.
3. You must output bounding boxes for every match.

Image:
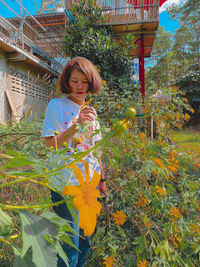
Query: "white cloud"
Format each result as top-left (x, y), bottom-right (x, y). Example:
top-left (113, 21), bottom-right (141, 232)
top-left (159, 0), bottom-right (185, 13)
top-left (57, 7), bottom-right (65, 12)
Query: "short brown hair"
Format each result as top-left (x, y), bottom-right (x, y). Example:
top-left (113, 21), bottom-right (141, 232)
top-left (58, 57), bottom-right (102, 94)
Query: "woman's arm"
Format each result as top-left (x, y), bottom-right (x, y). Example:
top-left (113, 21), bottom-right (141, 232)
top-left (98, 156), bottom-right (108, 198)
top-left (44, 106), bottom-right (96, 149)
top-left (44, 123), bottom-right (77, 149)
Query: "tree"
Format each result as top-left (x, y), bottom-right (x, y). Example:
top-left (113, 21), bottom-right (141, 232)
top-left (167, 0), bottom-right (200, 63)
top-left (34, 0), bottom-right (64, 14)
top-left (62, 0), bottom-right (139, 114)
top-left (145, 27), bottom-right (172, 89)
top-left (175, 63), bottom-right (200, 123)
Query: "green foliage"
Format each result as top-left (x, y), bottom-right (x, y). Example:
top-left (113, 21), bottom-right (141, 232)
top-left (62, 0), bottom-right (138, 101)
top-left (18, 211), bottom-right (58, 267)
top-left (167, 0), bottom-right (200, 63)
top-left (12, 246), bottom-right (36, 267)
top-left (0, 209), bottom-right (13, 236)
top-left (0, 118), bottom-right (47, 158)
top-left (175, 63), bottom-right (200, 123)
top-left (0, 109), bottom-right (133, 266)
top-left (147, 0), bottom-right (200, 94)
top-left (87, 129), bottom-right (200, 266)
top-left (1, 97), bottom-right (200, 266)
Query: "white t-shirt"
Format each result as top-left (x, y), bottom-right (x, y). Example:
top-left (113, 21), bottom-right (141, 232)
top-left (41, 97), bottom-right (102, 188)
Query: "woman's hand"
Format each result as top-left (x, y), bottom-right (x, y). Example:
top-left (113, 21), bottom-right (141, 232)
top-left (77, 107), bottom-right (96, 125)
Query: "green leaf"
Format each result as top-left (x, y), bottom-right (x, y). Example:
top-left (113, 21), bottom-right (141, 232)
top-left (195, 244), bottom-right (200, 254)
top-left (0, 208), bottom-right (13, 236)
top-left (12, 245), bottom-right (36, 267)
top-left (2, 156), bottom-right (43, 169)
top-left (19, 211), bottom-right (58, 267)
top-left (55, 241), bottom-right (69, 267)
top-left (60, 233), bottom-right (79, 251)
top-left (41, 211), bottom-right (78, 235)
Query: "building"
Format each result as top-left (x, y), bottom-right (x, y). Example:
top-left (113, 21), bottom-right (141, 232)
top-left (0, 2), bottom-right (63, 122)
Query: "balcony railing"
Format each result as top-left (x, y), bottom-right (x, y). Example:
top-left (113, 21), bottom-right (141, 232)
top-left (0, 0), bottom-right (64, 74)
top-left (66, 0), bottom-right (159, 24)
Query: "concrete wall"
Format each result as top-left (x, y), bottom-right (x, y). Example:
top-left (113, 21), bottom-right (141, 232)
top-left (0, 49), bottom-right (9, 122)
top-left (0, 47), bottom-right (54, 123)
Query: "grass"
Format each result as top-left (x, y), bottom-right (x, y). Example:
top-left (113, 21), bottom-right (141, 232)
top-left (169, 128), bottom-right (200, 158)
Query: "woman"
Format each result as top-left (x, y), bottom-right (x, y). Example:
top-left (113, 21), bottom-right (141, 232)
top-left (41, 57), bottom-right (107, 267)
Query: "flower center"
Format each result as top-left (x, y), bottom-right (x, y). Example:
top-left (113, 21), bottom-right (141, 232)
top-left (82, 184), bottom-right (94, 206)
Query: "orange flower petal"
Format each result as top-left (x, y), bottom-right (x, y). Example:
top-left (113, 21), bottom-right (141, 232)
top-left (68, 163), bottom-right (84, 185)
top-left (79, 206), bottom-right (97, 236)
top-left (80, 160), bottom-right (90, 183)
top-left (94, 201), bottom-right (102, 215)
top-left (92, 189), bottom-right (101, 199)
top-left (62, 185), bottom-right (82, 197)
top-left (90, 170), bottom-right (101, 188)
top-left (73, 196), bottom-right (84, 210)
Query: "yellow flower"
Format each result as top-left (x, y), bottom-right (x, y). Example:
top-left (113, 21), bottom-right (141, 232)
top-left (152, 170), bottom-right (158, 176)
top-left (190, 224), bottom-right (200, 234)
top-left (177, 124), bottom-right (182, 129)
top-left (170, 233), bottom-right (181, 247)
top-left (143, 218), bottom-right (152, 229)
top-left (169, 150), bottom-right (177, 161)
top-left (168, 162), bottom-right (179, 172)
top-left (176, 113), bottom-right (180, 120)
top-left (193, 163), bottom-right (200, 171)
top-left (94, 65), bottom-right (100, 72)
top-left (170, 207), bottom-right (181, 219)
top-left (113, 210), bottom-right (127, 226)
top-left (62, 161), bottom-right (102, 236)
top-left (94, 103), bottom-right (99, 108)
top-left (103, 255), bottom-right (115, 267)
top-left (166, 123), bottom-right (170, 128)
top-left (152, 158), bottom-right (164, 169)
top-left (155, 185), bottom-right (167, 196)
top-left (137, 195), bottom-right (149, 208)
top-left (73, 137), bottom-right (82, 144)
top-left (102, 80), bottom-right (107, 86)
top-left (137, 259), bottom-right (147, 267)
top-left (160, 115), bottom-right (166, 121)
top-left (157, 140), bottom-right (163, 146)
top-left (139, 132), bottom-right (146, 139)
top-left (183, 98), bottom-right (188, 103)
top-left (97, 246), bottom-right (105, 256)
top-left (184, 113), bottom-right (190, 120)
top-left (116, 104), bottom-right (121, 109)
top-left (81, 98), bottom-right (93, 110)
top-left (189, 107), bottom-right (194, 113)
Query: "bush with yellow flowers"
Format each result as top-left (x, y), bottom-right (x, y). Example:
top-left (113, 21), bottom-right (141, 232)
top-left (85, 96), bottom-right (199, 266)
top-left (143, 87), bottom-right (193, 136)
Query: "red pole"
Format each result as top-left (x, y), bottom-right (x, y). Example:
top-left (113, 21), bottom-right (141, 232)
top-left (139, 34), bottom-right (145, 105)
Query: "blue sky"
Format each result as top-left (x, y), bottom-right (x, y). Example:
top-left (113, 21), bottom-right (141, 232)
top-left (160, 11), bottom-right (179, 34)
top-left (159, 0), bottom-right (182, 33)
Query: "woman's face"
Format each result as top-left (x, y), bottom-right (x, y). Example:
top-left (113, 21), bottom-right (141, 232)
top-left (68, 70), bottom-right (89, 103)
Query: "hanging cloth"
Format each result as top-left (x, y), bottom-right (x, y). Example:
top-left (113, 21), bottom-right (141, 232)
top-left (159, 0), bottom-right (168, 7)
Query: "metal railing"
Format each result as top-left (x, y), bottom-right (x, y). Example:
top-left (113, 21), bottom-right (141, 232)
top-left (0, 0), bottom-right (64, 74)
top-left (67, 0), bottom-right (159, 23)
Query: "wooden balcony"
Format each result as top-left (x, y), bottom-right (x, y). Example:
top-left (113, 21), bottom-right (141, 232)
top-left (66, 0), bottom-right (159, 57)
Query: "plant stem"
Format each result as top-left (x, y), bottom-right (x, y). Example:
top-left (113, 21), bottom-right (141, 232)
top-left (0, 199), bottom-right (65, 210)
top-left (0, 238), bottom-right (10, 245)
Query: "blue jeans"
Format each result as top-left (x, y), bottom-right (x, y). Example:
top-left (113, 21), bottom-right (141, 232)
top-left (51, 191), bottom-right (91, 267)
